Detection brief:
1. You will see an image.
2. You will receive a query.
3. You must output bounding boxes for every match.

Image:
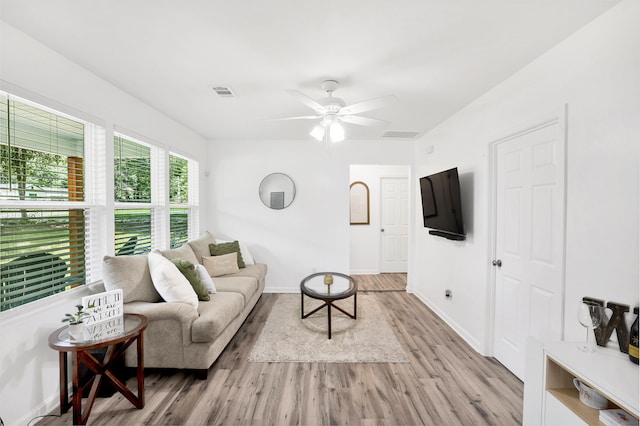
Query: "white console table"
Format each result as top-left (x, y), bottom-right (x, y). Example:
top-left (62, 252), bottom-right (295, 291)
top-left (523, 339), bottom-right (639, 425)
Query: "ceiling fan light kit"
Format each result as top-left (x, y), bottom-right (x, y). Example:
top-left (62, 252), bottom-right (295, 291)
top-left (310, 115), bottom-right (345, 143)
top-left (310, 123), bottom-right (326, 141)
top-left (281, 79), bottom-right (395, 143)
top-left (329, 121), bottom-right (345, 142)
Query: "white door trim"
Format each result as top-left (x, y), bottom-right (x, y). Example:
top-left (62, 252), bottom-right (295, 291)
top-left (485, 105), bottom-right (568, 356)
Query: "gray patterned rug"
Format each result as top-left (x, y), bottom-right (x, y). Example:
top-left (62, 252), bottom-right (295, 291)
top-left (248, 293), bottom-right (409, 363)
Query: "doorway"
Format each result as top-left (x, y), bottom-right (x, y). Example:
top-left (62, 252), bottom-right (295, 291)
top-left (490, 111), bottom-right (566, 380)
top-left (349, 165), bottom-right (410, 275)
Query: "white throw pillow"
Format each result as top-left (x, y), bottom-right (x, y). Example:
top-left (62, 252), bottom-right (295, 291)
top-left (216, 240), bottom-right (255, 265)
top-left (195, 264), bottom-right (216, 293)
top-left (202, 252), bottom-right (240, 277)
top-left (148, 252), bottom-right (198, 309)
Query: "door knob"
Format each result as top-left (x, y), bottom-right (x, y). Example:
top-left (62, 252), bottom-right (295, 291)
top-left (492, 259), bottom-right (502, 267)
top-left (381, 228), bottom-right (385, 232)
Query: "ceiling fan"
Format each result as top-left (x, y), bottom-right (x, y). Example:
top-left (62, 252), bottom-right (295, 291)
top-left (274, 80), bottom-right (396, 142)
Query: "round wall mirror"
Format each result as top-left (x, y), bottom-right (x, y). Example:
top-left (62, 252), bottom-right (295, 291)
top-left (259, 173), bottom-right (296, 209)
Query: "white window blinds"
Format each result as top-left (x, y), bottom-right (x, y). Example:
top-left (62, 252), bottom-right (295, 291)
top-left (0, 94), bottom-right (90, 311)
top-left (169, 153), bottom-right (193, 248)
top-left (113, 133), bottom-right (153, 255)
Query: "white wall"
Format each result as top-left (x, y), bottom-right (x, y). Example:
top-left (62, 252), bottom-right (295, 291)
top-left (206, 140), bottom-right (414, 292)
top-left (0, 22), bottom-right (208, 426)
top-left (349, 164), bottom-right (410, 274)
top-left (410, 0), bottom-right (640, 354)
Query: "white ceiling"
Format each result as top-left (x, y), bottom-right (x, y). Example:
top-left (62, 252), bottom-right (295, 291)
top-left (0, 0), bottom-right (619, 141)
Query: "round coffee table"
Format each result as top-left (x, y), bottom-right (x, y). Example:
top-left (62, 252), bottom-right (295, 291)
top-left (300, 272), bottom-right (357, 339)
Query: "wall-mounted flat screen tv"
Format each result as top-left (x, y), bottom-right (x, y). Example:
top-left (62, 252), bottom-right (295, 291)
top-left (419, 167), bottom-right (465, 240)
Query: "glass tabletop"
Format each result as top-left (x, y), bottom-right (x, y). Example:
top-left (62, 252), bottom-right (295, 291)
top-left (49, 314), bottom-right (146, 350)
top-left (301, 272), bottom-right (356, 298)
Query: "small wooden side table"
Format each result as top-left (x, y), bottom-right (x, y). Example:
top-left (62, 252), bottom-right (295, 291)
top-left (48, 313), bottom-right (147, 425)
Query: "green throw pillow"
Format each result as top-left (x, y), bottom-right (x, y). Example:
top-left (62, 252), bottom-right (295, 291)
top-left (209, 241), bottom-right (245, 268)
top-left (171, 258), bottom-right (210, 301)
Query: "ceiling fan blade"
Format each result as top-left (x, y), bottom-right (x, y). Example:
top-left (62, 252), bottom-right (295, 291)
top-left (340, 115), bottom-right (389, 127)
top-left (285, 90), bottom-right (325, 112)
top-left (267, 115), bottom-right (322, 121)
top-left (340, 94), bottom-right (397, 115)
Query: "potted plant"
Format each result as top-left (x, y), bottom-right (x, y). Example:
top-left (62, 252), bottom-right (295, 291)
top-left (62, 304), bottom-right (94, 340)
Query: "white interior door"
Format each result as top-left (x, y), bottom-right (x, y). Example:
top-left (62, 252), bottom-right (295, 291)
top-left (493, 118), bottom-right (565, 380)
top-left (380, 177), bottom-right (408, 273)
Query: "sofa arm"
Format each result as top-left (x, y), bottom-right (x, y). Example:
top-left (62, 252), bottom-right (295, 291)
top-left (124, 301), bottom-right (198, 346)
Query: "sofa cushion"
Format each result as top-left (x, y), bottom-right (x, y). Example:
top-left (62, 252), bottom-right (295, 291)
top-left (148, 252), bottom-right (198, 309)
top-left (171, 259), bottom-right (210, 301)
top-left (191, 292), bottom-right (244, 343)
top-left (157, 244), bottom-right (198, 265)
top-left (209, 241), bottom-right (245, 268)
top-left (187, 231), bottom-right (216, 264)
top-left (203, 253), bottom-right (239, 277)
top-left (102, 254), bottom-right (160, 303)
top-left (216, 239), bottom-right (255, 265)
top-left (195, 264), bottom-right (216, 293)
top-left (214, 276), bottom-right (258, 304)
top-left (223, 263), bottom-right (267, 284)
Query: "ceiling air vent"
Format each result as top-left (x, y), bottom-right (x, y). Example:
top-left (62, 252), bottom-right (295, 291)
top-left (382, 131), bottom-right (422, 139)
top-left (211, 86), bottom-right (237, 98)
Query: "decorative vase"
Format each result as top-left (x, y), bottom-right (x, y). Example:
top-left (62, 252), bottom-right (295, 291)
top-left (68, 323), bottom-right (85, 341)
top-left (324, 274), bottom-right (333, 286)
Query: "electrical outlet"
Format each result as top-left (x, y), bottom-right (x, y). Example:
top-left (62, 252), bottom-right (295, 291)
top-left (445, 289), bottom-right (452, 299)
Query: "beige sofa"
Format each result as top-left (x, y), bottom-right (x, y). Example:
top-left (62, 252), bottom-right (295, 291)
top-left (97, 232), bottom-right (266, 379)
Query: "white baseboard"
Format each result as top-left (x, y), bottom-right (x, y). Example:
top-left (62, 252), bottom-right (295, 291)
top-left (411, 288), bottom-right (483, 354)
top-left (15, 391), bottom-right (61, 426)
top-left (349, 269), bottom-right (379, 275)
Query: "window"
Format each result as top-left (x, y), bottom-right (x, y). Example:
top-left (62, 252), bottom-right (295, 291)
top-left (169, 153), bottom-right (198, 248)
top-left (0, 93), bottom-right (99, 311)
top-left (0, 90), bottom-right (200, 313)
top-left (113, 134), bottom-right (154, 255)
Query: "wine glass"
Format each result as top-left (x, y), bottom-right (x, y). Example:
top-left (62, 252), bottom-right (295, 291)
top-left (577, 302), bottom-right (604, 352)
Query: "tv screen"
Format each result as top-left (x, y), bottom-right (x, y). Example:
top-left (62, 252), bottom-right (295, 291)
top-left (419, 167), bottom-right (465, 238)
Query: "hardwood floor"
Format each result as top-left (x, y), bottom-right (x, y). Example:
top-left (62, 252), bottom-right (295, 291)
top-left (353, 273), bottom-right (407, 292)
top-left (38, 275), bottom-right (523, 426)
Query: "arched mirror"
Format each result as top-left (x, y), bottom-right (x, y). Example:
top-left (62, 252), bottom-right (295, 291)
top-left (259, 173), bottom-right (296, 209)
top-left (350, 181), bottom-right (370, 225)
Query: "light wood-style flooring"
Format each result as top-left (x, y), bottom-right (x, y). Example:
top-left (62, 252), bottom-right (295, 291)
top-left (37, 274), bottom-right (523, 425)
top-left (354, 273), bottom-right (407, 292)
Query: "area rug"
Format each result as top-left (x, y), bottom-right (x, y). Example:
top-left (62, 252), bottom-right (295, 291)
top-left (248, 293), bottom-right (409, 363)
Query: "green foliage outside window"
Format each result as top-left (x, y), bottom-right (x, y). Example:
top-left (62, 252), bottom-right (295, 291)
top-left (1, 96), bottom-right (87, 311)
top-left (1, 97), bottom-right (84, 202)
top-left (0, 146), bottom-right (71, 200)
top-left (114, 209), bottom-right (152, 255)
top-left (114, 135), bottom-right (151, 203)
top-left (170, 208), bottom-right (188, 249)
top-left (170, 155), bottom-right (188, 204)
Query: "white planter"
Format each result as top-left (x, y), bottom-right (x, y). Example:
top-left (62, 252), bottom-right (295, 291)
top-left (68, 323), bottom-right (86, 341)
